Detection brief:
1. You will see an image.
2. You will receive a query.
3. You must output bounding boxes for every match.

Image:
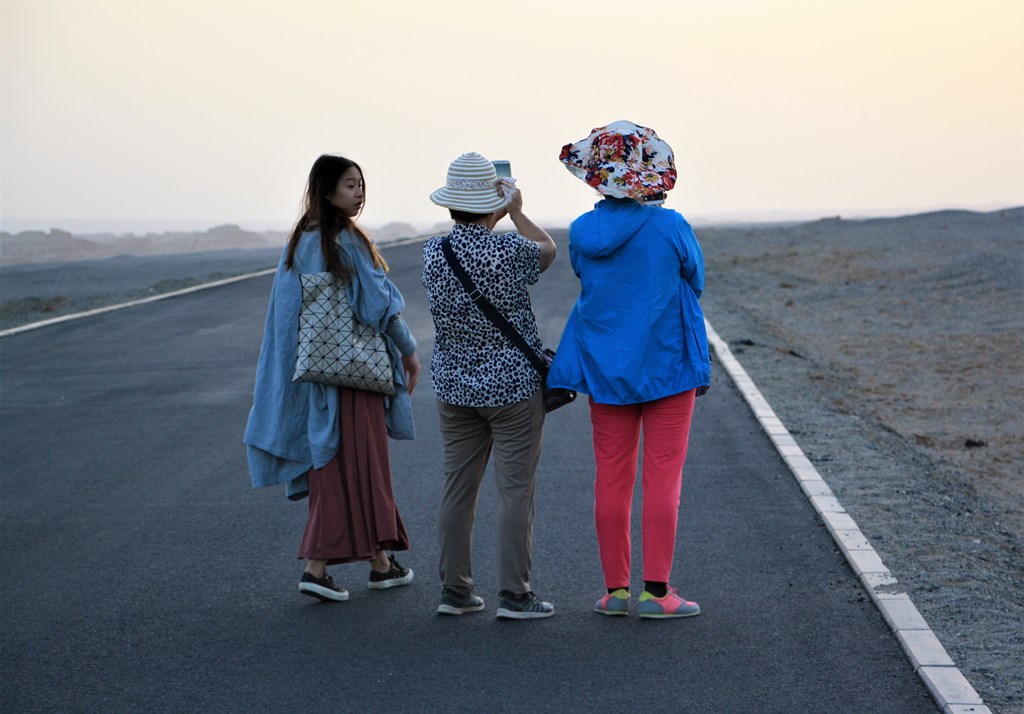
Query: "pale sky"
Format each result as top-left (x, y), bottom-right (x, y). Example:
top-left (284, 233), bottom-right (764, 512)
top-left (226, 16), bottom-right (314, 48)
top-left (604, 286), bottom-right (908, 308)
top-left (2, 0), bottom-right (1022, 234)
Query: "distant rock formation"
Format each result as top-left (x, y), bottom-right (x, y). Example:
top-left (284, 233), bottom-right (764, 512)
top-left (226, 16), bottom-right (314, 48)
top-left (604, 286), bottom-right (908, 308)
top-left (0, 229), bottom-right (110, 265)
top-left (0, 219), bottom-right (469, 266)
top-left (369, 221), bottom-right (457, 241)
top-left (370, 222), bottom-right (417, 242)
top-left (0, 225), bottom-right (288, 266)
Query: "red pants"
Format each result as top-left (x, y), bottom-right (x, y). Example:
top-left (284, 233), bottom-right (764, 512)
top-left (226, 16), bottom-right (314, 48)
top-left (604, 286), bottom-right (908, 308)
top-left (589, 390), bottom-right (696, 589)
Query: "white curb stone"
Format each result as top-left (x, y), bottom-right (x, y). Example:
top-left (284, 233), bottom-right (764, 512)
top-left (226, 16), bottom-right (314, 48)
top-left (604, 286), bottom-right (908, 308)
top-left (875, 593), bottom-right (929, 631)
top-left (861, 571), bottom-right (899, 590)
top-left (821, 511), bottom-right (859, 533)
top-left (799, 479), bottom-right (833, 498)
top-left (899, 630), bottom-right (956, 668)
top-left (845, 548), bottom-right (889, 577)
top-left (945, 704), bottom-right (992, 714)
top-left (833, 529), bottom-right (872, 553)
top-left (810, 495), bottom-right (845, 513)
top-left (919, 666), bottom-right (984, 708)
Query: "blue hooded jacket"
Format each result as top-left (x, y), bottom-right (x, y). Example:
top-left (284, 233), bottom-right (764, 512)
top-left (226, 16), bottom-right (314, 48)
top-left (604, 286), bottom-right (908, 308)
top-left (546, 199), bottom-right (710, 405)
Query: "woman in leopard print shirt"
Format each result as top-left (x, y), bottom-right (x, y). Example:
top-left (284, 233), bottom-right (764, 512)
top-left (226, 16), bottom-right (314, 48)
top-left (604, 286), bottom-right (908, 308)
top-left (422, 152), bottom-right (558, 620)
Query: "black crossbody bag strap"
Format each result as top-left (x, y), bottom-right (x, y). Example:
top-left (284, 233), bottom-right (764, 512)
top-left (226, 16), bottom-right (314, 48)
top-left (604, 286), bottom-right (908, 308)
top-left (440, 236), bottom-right (548, 377)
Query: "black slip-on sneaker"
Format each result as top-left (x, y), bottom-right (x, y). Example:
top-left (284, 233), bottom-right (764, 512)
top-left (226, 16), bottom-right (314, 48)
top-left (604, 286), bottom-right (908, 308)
top-left (368, 554), bottom-right (414, 590)
top-left (299, 571), bottom-right (349, 602)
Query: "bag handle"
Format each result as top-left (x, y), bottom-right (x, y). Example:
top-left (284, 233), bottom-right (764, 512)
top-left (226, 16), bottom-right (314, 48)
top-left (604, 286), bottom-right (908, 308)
top-left (440, 235), bottom-right (548, 377)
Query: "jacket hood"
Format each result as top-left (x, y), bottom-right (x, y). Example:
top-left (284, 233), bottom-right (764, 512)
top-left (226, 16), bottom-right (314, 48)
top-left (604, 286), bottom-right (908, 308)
top-left (570, 199), bottom-right (656, 258)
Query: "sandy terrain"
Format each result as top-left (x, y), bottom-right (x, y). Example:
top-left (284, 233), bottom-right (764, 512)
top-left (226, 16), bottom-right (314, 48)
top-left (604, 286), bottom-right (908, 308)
top-left (0, 249), bottom-right (283, 332)
top-left (1, 208), bottom-right (1020, 709)
top-left (697, 207), bottom-right (1022, 712)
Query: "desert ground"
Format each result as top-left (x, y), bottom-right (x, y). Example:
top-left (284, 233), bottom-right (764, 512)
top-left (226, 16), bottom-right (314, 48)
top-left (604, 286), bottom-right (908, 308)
top-left (697, 207), bottom-right (1022, 712)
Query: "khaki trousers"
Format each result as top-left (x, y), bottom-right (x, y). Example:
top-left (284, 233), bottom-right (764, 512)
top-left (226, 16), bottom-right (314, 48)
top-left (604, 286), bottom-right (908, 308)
top-left (436, 390), bottom-right (545, 596)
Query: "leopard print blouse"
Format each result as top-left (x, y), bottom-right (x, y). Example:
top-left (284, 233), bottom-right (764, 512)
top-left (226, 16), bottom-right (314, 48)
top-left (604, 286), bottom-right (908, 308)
top-left (422, 223), bottom-right (543, 407)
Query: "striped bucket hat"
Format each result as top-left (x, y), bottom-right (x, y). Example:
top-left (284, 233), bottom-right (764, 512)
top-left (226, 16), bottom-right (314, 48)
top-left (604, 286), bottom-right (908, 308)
top-left (430, 152), bottom-right (513, 214)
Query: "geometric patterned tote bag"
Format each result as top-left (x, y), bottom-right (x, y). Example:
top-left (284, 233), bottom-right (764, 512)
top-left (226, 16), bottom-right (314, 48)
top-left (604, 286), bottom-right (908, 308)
top-left (292, 272), bottom-right (396, 395)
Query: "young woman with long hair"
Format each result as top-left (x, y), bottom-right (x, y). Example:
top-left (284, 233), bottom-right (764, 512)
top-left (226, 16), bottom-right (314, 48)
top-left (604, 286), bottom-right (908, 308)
top-left (245, 154), bottom-right (420, 602)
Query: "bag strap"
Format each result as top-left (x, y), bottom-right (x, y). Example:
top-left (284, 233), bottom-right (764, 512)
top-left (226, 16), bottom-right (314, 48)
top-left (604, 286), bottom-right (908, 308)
top-left (440, 235), bottom-right (548, 377)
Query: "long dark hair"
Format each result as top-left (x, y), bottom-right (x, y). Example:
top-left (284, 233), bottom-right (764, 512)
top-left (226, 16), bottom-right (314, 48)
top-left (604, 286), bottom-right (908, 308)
top-left (284, 154), bottom-right (388, 279)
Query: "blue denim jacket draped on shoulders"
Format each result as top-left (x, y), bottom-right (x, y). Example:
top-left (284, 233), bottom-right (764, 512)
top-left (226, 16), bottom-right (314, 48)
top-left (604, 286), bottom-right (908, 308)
top-left (243, 229), bottom-right (416, 499)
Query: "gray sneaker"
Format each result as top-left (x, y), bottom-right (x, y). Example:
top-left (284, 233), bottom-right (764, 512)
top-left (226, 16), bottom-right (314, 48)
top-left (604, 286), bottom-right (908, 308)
top-left (496, 591), bottom-right (554, 620)
top-left (437, 587), bottom-right (485, 615)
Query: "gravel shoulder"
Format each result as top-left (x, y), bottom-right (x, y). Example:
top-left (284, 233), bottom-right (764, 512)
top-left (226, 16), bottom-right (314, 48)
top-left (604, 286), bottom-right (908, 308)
top-left (697, 207), bottom-right (1023, 713)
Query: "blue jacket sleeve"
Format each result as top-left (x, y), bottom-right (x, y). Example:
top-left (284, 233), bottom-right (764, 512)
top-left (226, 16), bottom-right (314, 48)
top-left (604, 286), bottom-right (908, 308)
top-left (678, 221), bottom-right (705, 299)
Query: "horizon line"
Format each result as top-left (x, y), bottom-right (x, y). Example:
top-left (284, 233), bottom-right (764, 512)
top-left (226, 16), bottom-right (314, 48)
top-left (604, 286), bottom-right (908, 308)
top-left (2, 202), bottom-right (1021, 236)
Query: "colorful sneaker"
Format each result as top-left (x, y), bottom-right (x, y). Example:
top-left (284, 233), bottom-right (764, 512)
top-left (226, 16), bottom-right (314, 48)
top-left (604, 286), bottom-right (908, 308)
top-left (595, 588), bottom-right (630, 616)
top-left (496, 591), bottom-right (554, 620)
top-left (437, 587), bottom-right (486, 615)
top-left (368, 554), bottom-right (414, 590)
top-left (298, 571), bottom-right (349, 602)
top-left (637, 586), bottom-right (700, 619)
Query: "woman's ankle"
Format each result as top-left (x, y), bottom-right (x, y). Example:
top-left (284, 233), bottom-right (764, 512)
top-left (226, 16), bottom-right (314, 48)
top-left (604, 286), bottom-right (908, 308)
top-left (370, 550), bottom-right (390, 572)
top-left (305, 559), bottom-right (327, 578)
top-left (643, 581), bottom-right (668, 598)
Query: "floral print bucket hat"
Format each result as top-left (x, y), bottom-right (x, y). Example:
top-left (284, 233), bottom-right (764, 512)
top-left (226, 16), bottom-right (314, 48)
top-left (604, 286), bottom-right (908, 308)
top-left (558, 120), bottom-right (676, 202)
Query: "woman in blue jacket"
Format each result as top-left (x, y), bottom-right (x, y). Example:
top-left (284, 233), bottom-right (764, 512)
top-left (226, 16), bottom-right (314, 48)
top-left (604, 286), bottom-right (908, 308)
top-left (548, 121), bottom-right (711, 619)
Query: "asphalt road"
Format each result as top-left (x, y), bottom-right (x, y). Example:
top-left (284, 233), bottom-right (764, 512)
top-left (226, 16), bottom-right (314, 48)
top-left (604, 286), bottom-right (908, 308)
top-left (0, 235), bottom-right (938, 713)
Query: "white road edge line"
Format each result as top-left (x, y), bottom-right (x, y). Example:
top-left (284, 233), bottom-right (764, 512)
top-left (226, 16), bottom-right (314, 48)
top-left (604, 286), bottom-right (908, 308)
top-left (705, 318), bottom-right (990, 714)
top-left (0, 268), bottom-right (277, 339)
top-left (0, 236), bottom-right (434, 340)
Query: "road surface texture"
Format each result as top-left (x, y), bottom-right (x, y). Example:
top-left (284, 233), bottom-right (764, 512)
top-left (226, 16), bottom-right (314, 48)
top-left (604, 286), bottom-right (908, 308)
top-left (0, 235), bottom-right (938, 713)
